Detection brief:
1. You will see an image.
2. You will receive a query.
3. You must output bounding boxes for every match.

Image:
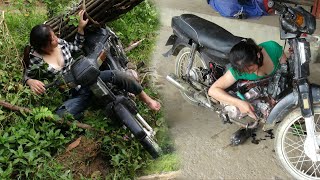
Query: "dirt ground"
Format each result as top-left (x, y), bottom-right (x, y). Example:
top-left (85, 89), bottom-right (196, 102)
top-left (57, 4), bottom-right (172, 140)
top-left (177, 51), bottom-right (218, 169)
top-left (56, 136), bottom-right (109, 179)
top-left (152, 26), bottom-right (320, 179)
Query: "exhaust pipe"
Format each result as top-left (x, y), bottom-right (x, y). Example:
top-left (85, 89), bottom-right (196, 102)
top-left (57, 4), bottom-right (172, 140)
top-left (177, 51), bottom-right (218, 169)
top-left (166, 73), bottom-right (213, 108)
top-left (166, 73), bottom-right (195, 93)
top-left (167, 74), bottom-right (259, 129)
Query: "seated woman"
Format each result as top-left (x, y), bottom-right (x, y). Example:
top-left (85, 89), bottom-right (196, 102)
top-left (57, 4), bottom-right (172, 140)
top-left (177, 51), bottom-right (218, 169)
top-left (23, 10), bottom-right (160, 119)
top-left (208, 38), bottom-right (287, 120)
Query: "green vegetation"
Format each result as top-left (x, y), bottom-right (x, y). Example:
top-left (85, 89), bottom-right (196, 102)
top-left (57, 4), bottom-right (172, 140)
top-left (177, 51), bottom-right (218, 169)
top-left (0, 0), bottom-right (177, 179)
top-left (143, 154), bottom-right (180, 175)
top-left (108, 1), bottom-right (160, 64)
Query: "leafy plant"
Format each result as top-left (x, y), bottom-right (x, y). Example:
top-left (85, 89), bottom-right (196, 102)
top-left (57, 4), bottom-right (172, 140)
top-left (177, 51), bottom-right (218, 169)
top-left (41, 0), bottom-right (72, 17)
top-left (1, 0), bottom-right (176, 179)
top-left (65, 15), bottom-right (79, 27)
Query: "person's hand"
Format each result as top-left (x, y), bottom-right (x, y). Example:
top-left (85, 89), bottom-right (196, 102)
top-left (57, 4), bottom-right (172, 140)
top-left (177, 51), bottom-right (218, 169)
top-left (78, 10), bottom-right (89, 34)
top-left (26, 79), bottom-right (46, 95)
top-left (236, 100), bottom-right (257, 120)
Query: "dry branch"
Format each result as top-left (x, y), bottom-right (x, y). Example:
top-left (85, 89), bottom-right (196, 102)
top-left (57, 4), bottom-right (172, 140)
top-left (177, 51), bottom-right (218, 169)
top-left (124, 39), bottom-right (145, 52)
top-left (46, 0), bottom-right (144, 41)
top-left (0, 100), bottom-right (102, 132)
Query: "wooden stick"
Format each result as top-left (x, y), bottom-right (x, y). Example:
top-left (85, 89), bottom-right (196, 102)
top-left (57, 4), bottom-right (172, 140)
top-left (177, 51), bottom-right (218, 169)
top-left (125, 39), bottom-right (145, 52)
top-left (82, 0), bottom-right (100, 26)
top-left (0, 100), bottom-right (101, 132)
top-left (0, 100), bottom-right (31, 113)
top-left (44, 0), bottom-right (144, 41)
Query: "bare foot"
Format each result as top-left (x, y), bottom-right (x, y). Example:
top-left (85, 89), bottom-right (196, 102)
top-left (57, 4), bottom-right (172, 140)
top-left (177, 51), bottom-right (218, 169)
top-left (146, 99), bottom-right (161, 111)
top-left (138, 91), bottom-right (161, 111)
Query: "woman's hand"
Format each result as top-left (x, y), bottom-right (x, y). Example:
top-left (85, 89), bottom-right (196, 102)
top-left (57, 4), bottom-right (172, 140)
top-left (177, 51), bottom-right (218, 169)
top-left (236, 100), bottom-right (257, 120)
top-left (26, 79), bottom-right (46, 95)
top-left (78, 10), bottom-right (89, 35)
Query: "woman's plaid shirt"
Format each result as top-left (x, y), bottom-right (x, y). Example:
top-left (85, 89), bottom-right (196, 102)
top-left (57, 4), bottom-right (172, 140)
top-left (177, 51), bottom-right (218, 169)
top-left (24, 33), bottom-right (85, 83)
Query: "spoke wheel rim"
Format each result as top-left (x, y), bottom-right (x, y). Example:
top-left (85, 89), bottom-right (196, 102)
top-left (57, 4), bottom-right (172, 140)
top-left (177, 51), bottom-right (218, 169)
top-left (175, 49), bottom-right (207, 103)
top-left (280, 112), bottom-right (320, 179)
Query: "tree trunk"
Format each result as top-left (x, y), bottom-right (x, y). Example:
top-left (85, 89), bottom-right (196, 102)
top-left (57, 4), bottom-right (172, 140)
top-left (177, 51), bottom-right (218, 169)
top-left (45, 0), bottom-right (144, 41)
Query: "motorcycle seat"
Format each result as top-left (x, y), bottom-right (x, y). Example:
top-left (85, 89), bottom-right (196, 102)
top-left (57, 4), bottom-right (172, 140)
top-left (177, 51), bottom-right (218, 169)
top-left (172, 14), bottom-right (244, 54)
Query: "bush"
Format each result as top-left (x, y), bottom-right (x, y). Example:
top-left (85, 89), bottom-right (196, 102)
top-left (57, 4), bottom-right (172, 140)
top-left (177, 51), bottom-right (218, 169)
top-left (41, 0), bottom-right (73, 17)
top-left (0, 0), bottom-right (175, 179)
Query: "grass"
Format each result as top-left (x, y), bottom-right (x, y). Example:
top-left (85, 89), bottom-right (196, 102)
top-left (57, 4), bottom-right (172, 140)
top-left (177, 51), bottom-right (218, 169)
top-left (143, 154), bottom-right (180, 175)
top-left (3, 3), bottom-right (47, 52)
top-left (0, 0), bottom-right (178, 179)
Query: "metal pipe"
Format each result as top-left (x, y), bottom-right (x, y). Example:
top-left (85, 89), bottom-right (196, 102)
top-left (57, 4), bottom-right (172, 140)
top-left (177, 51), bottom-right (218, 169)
top-left (229, 118), bottom-right (259, 129)
top-left (186, 42), bottom-right (197, 79)
top-left (136, 113), bottom-right (153, 132)
top-left (166, 74), bottom-right (189, 92)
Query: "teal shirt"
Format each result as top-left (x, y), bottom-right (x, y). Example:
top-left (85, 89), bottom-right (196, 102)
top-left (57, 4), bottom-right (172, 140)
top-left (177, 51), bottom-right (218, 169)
top-left (229, 41), bottom-right (283, 80)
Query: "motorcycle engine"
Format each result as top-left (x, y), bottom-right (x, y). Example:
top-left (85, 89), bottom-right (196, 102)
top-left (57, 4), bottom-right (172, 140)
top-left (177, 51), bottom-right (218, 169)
top-left (221, 82), bottom-right (272, 120)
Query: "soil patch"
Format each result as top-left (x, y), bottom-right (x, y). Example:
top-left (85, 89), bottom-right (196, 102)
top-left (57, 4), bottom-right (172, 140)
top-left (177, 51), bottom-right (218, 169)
top-left (56, 136), bottom-right (110, 179)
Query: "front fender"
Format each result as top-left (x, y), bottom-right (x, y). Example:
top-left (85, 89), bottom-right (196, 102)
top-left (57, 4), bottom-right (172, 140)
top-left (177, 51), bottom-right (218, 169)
top-left (264, 84), bottom-right (320, 129)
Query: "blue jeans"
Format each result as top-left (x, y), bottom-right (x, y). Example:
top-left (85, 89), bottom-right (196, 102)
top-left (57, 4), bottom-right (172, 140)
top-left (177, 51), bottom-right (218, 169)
top-left (55, 70), bottom-right (142, 119)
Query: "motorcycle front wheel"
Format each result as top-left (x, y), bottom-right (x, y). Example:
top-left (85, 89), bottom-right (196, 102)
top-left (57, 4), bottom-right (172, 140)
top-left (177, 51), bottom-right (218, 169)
top-left (175, 47), bottom-right (208, 105)
top-left (140, 135), bottom-right (162, 159)
top-left (275, 104), bottom-right (320, 179)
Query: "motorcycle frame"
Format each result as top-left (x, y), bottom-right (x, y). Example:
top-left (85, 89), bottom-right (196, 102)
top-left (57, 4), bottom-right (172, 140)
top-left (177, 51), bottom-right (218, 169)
top-left (165, 19), bottom-right (320, 129)
top-left (80, 26), bottom-right (157, 140)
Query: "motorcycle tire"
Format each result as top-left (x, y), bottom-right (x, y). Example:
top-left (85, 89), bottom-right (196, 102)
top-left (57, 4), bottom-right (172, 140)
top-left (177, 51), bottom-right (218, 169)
top-left (275, 104), bottom-right (320, 179)
top-left (175, 47), bottom-right (208, 106)
top-left (140, 135), bottom-right (162, 159)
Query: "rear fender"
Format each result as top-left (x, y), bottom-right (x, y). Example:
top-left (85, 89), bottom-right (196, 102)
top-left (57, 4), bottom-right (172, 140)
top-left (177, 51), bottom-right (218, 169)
top-left (163, 32), bottom-right (191, 57)
top-left (264, 84), bottom-right (320, 130)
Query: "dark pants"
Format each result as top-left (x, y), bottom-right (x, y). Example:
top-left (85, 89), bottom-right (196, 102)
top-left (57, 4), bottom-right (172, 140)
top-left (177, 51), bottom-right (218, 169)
top-left (55, 70), bottom-right (143, 119)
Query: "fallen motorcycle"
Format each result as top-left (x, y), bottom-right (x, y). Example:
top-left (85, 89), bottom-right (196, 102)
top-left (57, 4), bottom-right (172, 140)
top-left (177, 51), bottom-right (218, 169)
top-left (47, 25), bottom-right (162, 159)
top-left (164, 0), bottom-right (320, 178)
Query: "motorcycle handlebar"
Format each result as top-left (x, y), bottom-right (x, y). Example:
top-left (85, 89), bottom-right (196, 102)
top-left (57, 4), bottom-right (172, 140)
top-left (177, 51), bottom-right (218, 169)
top-left (44, 81), bottom-right (56, 89)
top-left (44, 79), bottom-right (65, 89)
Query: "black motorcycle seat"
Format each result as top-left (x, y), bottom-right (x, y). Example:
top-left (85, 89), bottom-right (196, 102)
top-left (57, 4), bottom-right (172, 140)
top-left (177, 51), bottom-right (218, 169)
top-left (172, 14), bottom-right (244, 53)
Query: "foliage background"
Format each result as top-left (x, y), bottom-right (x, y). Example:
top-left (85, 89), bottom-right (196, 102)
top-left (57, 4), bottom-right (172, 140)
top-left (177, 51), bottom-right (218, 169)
top-left (0, 0), bottom-right (177, 179)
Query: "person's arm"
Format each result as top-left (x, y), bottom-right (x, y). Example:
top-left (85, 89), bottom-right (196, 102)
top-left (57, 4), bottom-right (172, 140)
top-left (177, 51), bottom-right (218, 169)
top-left (77, 10), bottom-right (88, 35)
top-left (62, 10), bottom-right (88, 52)
top-left (26, 78), bottom-right (45, 95)
top-left (208, 70), bottom-right (257, 119)
top-left (280, 52), bottom-right (287, 64)
top-left (24, 56), bottom-right (46, 95)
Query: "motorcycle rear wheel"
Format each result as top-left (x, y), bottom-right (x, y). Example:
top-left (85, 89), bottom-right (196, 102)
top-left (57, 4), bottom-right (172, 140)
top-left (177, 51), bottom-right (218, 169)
top-left (275, 104), bottom-right (320, 179)
top-left (140, 135), bottom-right (162, 159)
top-left (175, 47), bottom-right (208, 105)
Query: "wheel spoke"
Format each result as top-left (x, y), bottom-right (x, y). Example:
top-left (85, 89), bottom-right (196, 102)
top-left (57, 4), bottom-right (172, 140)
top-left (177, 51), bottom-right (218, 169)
top-left (286, 142), bottom-right (304, 154)
top-left (286, 130), bottom-right (307, 137)
top-left (289, 120), bottom-right (307, 143)
top-left (274, 105), bottom-right (320, 178)
top-left (284, 136), bottom-right (304, 150)
top-left (288, 154), bottom-right (306, 161)
top-left (315, 115), bottom-right (320, 132)
top-left (176, 48), bottom-right (207, 104)
top-left (311, 162), bottom-right (320, 177)
top-left (298, 154), bottom-right (308, 172)
top-left (305, 161), bottom-right (319, 177)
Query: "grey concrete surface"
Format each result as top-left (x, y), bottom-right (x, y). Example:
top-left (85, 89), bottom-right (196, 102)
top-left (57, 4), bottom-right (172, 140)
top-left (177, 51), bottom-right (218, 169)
top-left (150, 0), bottom-right (320, 179)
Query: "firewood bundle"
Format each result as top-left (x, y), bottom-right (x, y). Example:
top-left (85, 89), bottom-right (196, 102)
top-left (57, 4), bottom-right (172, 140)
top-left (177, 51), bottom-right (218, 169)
top-left (45, 0), bottom-right (144, 41)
